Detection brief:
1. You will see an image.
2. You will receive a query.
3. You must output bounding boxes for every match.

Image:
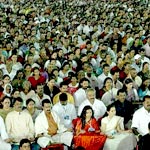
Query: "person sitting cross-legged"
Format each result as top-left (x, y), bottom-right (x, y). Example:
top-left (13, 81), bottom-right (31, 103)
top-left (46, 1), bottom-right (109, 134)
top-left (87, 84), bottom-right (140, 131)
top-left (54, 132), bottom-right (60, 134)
top-left (101, 104), bottom-right (137, 150)
top-left (73, 105), bottom-right (107, 150)
top-left (35, 99), bottom-right (73, 149)
top-left (5, 97), bottom-right (40, 150)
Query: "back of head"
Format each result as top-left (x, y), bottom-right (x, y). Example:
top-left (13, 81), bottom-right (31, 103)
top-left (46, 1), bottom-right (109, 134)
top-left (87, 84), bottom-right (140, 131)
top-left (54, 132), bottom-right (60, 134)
top-left (59, 93), bottom-right (67, 101)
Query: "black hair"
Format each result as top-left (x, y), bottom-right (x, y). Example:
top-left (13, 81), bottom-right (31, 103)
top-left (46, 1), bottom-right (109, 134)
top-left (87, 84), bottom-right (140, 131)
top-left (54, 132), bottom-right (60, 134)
top-left (143, 95), bottom-right (150, 102)
top-left (41, 99), bottom-right (51, 107)
top-left (80, 105), bottom-right (94, 129)
top-left (103, 77), bottom-right (113, 86)
top-left (19, 138), bottom-right (31, 148)
top-left (117, 88), bottom-right (126, 96)
top-left (26, 98), bottom-right (35, 106)
top-left (59, 81), bottom-right (68, 88)
top-left (13, 97), bottom-right (23, 106)
top-left (107, 103), bottom-right (116, 112)
top-left (124, 78), bottom-right (133, 84)
top-left (79, 77), bottom-right (90, 88)
top-left (59, 93), bottom-right (67, 101)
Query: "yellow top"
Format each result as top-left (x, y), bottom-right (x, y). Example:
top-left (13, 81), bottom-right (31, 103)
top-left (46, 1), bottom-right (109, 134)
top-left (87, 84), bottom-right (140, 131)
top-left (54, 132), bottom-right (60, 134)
top-left (53, 92), bottom-right (75, 105)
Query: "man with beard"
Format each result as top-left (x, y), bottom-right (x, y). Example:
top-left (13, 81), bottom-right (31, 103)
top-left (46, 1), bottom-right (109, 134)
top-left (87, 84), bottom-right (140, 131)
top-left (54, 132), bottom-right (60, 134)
top-left (35, 99), bottom-right (73, 148)
top-left (74, 77), bottom-right (90, 112)
top-left (33, 83), bottom-right (51, 110)
top-left (78, 88), bottom-right (106, 120)
top-left (131, 54), bottom-right (142, 73)
top-left (132, 95), bottom-right (150, 137)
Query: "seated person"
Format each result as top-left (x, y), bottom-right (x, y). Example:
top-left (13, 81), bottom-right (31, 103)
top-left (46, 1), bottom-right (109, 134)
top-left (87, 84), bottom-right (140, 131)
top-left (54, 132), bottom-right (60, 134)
top-left (131, 95), bottom-right (150, 138)
top-left (23, 98), bottom-right (41, 123)
top-left (0, 96), bottom-right (13, 121)
top-left (53, 82), bottom-right (75, 105)
top-left (0, 116), bottom-right (11, 150)
top-left (5, 97), bottom-right (40, 150)
top-left (73, 105), bottom-right (107, 150)
top-left (35, 99), bottom-right (73, 148)
top-left (19, 139), bottom-right (31, 150)
top-left (52, 93), bottom-right (77, 128)
top-left (101, 104), bottom-right (137, 150)
top-left (138, 122), bottom-right (150, 150)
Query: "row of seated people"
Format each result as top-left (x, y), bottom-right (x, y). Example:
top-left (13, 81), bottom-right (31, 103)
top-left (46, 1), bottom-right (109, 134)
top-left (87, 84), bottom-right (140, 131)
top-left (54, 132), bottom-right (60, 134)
top-left (1, 89), bottom-right (150, 150)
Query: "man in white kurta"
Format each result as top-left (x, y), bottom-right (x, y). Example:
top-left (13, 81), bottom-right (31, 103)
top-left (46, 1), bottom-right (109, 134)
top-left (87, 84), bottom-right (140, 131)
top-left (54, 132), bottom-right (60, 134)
top-left (52, 93), bottom-right (77, 128)
top-left (73, 78), bottom-right (90, 111)
top-left (131, 95), bottom-right (150, 136)
top-left (35, 99), bottom-right (73, 148)
top-left (32, 84), bottom-right (51, 109)
top-left (5, 97), bottom-right (39, 150)
top-left (0, 116), bottom-right (11, 150)
top-left (78, 88), bottom-right (106, 120)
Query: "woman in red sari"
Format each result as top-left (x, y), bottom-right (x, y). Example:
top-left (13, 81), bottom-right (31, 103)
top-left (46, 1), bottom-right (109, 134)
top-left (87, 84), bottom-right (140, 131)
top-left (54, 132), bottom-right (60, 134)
top-left (73, 105), bottom-right (107, 150)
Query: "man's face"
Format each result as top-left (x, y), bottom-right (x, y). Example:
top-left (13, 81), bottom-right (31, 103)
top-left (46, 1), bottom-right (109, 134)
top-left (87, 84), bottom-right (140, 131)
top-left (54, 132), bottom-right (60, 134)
top-left (20, 143), bottom-right (31, 150)
top-left (130, 70), bottom-right (137, 78)
top-left (103, 66), bottom-right (110, 75)
top-left (81, 81), bottom-right (89, 89)
top-left (43, 103), bottom-right (51, 114)
top-left (143, 98), bottom-right (150, 112)
top-left (36, 85), bottom-right (44, 95)
top-left (14, 101), bottom-right (22, 112)
top-left (60, 85), bottom-right (68, 92)
top-left (118, 92), bottom-right (126, 103)
top-left (114, 72), bottom-right (119, 80)
top-left (13, 91), bottom-right (20, 98)
top-left (87, 91), bottom-right (95, 103)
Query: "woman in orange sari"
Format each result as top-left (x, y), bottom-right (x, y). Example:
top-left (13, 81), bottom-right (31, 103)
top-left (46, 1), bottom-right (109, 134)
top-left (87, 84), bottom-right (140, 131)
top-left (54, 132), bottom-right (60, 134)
top-left (73, 105), bottom-right (107, 150)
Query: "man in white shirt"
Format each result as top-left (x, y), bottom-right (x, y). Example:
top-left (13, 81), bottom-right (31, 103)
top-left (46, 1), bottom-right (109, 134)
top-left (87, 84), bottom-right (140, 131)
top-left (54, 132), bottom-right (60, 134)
top-left (35, 99), bottom-right (73, 148)
top-left (52, 93), bottom-right (77, 128)
top-left (5, 97), bottom-right (40, 150)
top-left (33, 84), bottom-right (51, 109)
top-left (132, 95), bottom-right (150, 137)
top-left (78, 88), bottom-right (106, 120)
top-left (0, 116), bottom-right (11, 150)
top-left (74, 78), bottom-right (90, 111)
top-left (98, 64), bottom-right (111, 89)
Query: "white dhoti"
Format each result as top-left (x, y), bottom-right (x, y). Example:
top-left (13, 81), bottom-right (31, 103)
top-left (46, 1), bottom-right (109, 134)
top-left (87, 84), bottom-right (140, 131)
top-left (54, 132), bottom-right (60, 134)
top-left (37, 131), bottom-right (73, 148)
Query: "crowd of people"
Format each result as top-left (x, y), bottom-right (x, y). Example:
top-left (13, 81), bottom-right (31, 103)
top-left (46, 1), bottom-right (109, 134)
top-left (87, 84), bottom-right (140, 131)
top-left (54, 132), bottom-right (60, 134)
top-left (0, 0), bottom-right (150, 150)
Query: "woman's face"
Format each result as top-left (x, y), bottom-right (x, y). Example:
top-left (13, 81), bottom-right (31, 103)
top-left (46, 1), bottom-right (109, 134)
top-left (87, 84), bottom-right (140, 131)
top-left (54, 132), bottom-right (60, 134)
top-left (106, 54), bottom-right (112, 61)
top-left (27, 101), bottom-right (35, 110)
top-left (48, 79), bottom-right (55, 87)
top-left (143, 63), bottom-right (149, 71)
top-left (105, 79), bottom-right (112, 88)
top-left (107, 107), bottom-right (116, 117)
top-left (6, 85), bottom-right (11, 94)
top-left (63, 64), bottom-right (69, 71)
top-left (2, 98), bottom-right (11, 109)
top-left (53, 70), bottom-right (58, 77)
top-left (33, 69), bottom-right (40, 76)
top-left (58, 50), bottom-right (63, 57)
top-left (25, 65), bottom-right (31, 72)
top-left (86, 109), bottom-right (92, 119)
top-left (126, 82), bottom-right (133, 89)
top-left (3, 76), bottom-right (10, 85)
top-left (144, 79), bottom-right (150, 87)
top-left (51, 52), bottom-right (57, 59)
